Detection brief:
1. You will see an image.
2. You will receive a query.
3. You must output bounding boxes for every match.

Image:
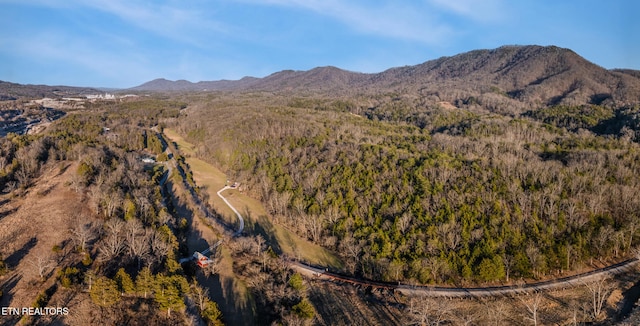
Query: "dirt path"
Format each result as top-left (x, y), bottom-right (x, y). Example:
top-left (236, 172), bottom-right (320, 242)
top-left (167, 172), bottom-right (257, 326)
top-left (163, 128), bottom-right (343, 269)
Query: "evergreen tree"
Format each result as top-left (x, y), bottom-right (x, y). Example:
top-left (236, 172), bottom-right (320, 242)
top-left (288, 272), bottom-right (305, 292)
top-left (114, 268), bottom-right (135, 294)
top-left (90, 276), bottom-right (120, 308)
top-left (292, 299), bottom-right (315, 319)
top-left (201, 300), bottom-right (223, 326)
top-left (135, 267), bottom-right (154, 298)
top-left (154, 275), bottom-right (187, 317)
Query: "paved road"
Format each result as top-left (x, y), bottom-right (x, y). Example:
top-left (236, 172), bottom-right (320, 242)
top-left (183, 186), bottom-right (245, 257)
top-left (290, 258), bottom-right (639, 298)
top-left (216, 186), bottom-right (245, 237)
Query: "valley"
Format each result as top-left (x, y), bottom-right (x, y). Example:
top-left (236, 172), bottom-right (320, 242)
top-left (1, 45), bottom-right (640, 324)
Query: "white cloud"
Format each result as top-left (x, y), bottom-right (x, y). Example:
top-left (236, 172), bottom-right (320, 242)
top-left (2, 0), bottom-right (229, 47)
top-left (90, 0), bottom-right (233, 47)
top-left (427, 0), bottom-right (507, 23)
top-left (240, 0), bottom-right (454, 44)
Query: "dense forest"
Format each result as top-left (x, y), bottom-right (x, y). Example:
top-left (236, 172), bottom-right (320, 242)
top-left (1, 90), bottom-right (640, 324)
top-left (171, 93), bottom-right (640, 286)
top-left (2, 45), bottom-right (640, 324)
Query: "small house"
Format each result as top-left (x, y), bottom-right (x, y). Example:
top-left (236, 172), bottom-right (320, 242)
top-left (193, 251), bottom-right (212, 268)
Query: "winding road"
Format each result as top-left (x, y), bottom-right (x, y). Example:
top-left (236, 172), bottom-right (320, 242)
top-left (290, 259), bottom-right (639, 298)
top-left (160, 129), bottom-right (640, 299)
top-left (211, 179), bottom-right (640, 297)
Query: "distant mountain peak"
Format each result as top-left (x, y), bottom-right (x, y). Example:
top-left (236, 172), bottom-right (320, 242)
top-left (123, 45), bottom-right (640, 109)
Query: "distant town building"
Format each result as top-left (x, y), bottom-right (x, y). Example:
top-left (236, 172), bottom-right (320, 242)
top-left (86, 93), bottom-right (116, 100)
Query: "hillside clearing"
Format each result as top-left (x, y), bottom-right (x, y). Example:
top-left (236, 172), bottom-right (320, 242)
top-left (163, 128), bottom-right (344, 269)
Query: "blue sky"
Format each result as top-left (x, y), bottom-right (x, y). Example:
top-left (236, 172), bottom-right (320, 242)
top-left (1, 0), bottom-right (638, 88)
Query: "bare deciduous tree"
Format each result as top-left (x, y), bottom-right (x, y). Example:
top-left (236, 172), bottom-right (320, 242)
top-left (125, 219), bottom-right (150, 270)
top-left (69, 215), bottom-right (98, 252)
top-left (405, 293), bottom-right (452, 326)
top-left (254, 234), bottom-right (265, 255)
top-left (484, 299), bottom-right (509, 326)
top-left (103, 189), bottom-right (123, 218)
top-left (28, 253), bottom-right (54, 279)
top-left (526, 245), bottom-right (542, 278)
top-left (99, 218), bottom-right (125, 261)
top-left (503, 253), bottom-right (514, 282)
top-left (426, 257), bottom-right (447, 283)
top-left (149, 229), bottom-right (170, 267)
top-left (191, 282), bottom-right (209, 312)
top-left (339, 236), bottom-right (362, 274)
top-left (583, 277), bottom-right (613, 321)
top-left (520, 291), bottom-right (543, 326)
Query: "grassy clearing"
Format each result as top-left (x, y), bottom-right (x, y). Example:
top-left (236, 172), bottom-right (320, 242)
top-left (164, 128), bottom-right (196, 156)
top-left (163, 128), bottom-right (344, 269)
top-left (226, 189), bottom-right (344, 269)
top-left (164, 136), bottom-right (257, 325)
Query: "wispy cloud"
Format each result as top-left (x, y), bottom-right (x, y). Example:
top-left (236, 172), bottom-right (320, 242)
top-left (79, 0), bottom-right (228, 46)
top-left (242, 0), bottom-right (454, 44)
top-left (1, 29), bottom-right (154, 86)
top-left (2, 0), bottom-right (229, 47)
top-left (427, 0), bottom-right (507, 23)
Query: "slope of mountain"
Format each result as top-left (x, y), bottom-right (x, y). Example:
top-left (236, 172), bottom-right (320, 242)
top-left (129, 78), bottom-right (196, 91)
top-left (0, 81), bottom-right (100, 100)
top-left (247, 66), bottom-right (368, 92)
top-left (5, 45), bottom-right (640, 110)
top-left (371, 45), bottom-right (640, 107)
top-left (129, 76), bottom-right (261, 92)
top-left (129, 45), bottom-right (640, 111)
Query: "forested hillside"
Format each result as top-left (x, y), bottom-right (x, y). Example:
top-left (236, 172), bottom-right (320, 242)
top-left (0, 80), bottom-right (99, 100)
top-left (131, 45), bottom-right (640, 115)
top-left (0, 100), bottom-right (223, 324)
top-left (171, 92), bottom-right (640, 285)
top-left (3, 44), bottom-right (640, 324)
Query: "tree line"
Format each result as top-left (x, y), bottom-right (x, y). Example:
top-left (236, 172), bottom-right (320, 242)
top-left (171, 93), bottom-right (640, 286)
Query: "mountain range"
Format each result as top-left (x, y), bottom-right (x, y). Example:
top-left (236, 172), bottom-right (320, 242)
top-left (2, 45), bottom-right (640, 110)
top-left (0, 81), bottom-right (101, 101)
top-left (130, 45), bottom-right (640, 110)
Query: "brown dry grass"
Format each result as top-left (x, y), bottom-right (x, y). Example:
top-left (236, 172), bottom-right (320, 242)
top-left (164, 128), bottom-right (196, 156)
top-left (437, 101), bottom-right (458, 110)
top-left (0, 161), bottom-right (98, 323)
top-left (308, 280), bottom-right (403, 326)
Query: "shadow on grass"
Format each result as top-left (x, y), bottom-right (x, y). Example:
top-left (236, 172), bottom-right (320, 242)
top-left (618, 277), bottom-right (640, 322)
top-left (0, 198), bottom-right (10, 207)
top-left (5, 237), bottom-right (37, 269)
top-left (0, 273), bottom-right (22, 309)
top-left (242, 207), bottom-right (345, 269)
top-left (243, 208), bottom-right (283, 256)
top-left (197, 272), bottom-right (257, 326)
top-left (0, 206), bottom-right (19, 221)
